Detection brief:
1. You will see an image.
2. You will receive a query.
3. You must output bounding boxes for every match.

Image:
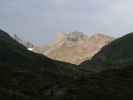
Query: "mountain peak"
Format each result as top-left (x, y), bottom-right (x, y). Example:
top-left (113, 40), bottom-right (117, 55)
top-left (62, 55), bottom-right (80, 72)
top-left (41, 32), bottom-right (113, 64)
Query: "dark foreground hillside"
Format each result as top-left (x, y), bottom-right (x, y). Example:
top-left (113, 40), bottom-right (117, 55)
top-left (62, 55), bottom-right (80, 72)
top-left (1, 29), bottom-right (133, 100)
top-left (0, 29), bottom-right (84, 99)
top-left (80, 32), bottom-right (133, 72)
top-left (65, 65), bottom-right (133, 100)
top-left (91, 32), bottom-right (133, 66)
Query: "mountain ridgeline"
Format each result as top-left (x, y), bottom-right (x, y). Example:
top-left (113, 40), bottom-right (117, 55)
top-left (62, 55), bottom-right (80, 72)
top-left (1, 29), bottom-right (133, 100)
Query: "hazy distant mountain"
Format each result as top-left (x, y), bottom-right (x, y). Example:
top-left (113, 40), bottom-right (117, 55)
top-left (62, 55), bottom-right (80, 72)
top-left (40, 31), bottom-right (113, 64)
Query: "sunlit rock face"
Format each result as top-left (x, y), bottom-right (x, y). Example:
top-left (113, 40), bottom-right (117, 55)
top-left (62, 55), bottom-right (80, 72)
top-left (41, 32), bottom-right (113, 64)
top-left (12, 32), bottom-right (113, 64)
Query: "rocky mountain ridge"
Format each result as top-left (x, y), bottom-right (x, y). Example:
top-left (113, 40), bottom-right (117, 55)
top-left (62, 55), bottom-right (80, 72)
top-left (41, 32), bottom-right (113, 64)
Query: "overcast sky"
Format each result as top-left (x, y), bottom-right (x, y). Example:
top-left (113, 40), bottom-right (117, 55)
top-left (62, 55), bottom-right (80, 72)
top-left (0, 0), bottom-right (133, 45)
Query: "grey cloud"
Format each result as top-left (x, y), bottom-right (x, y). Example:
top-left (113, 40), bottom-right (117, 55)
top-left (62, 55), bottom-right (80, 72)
top-left (0, 0), bottom-right (133, 44)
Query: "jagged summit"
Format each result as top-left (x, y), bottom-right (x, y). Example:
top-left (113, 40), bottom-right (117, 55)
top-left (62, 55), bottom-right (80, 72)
top-left (55, 31), bottom-right (88, 45)
top-left (55, 31), bottom-right (88, 47)
top-left (63, 31), bottom-right (88, 42)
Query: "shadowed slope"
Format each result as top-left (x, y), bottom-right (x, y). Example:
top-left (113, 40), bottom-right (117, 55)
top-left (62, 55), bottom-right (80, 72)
top-left (80, 32), bottom-right (133, 72)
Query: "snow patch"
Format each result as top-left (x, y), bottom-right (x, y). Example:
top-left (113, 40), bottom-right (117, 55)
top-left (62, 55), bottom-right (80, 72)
top-left (27, 48), bottom-right (33, 51)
